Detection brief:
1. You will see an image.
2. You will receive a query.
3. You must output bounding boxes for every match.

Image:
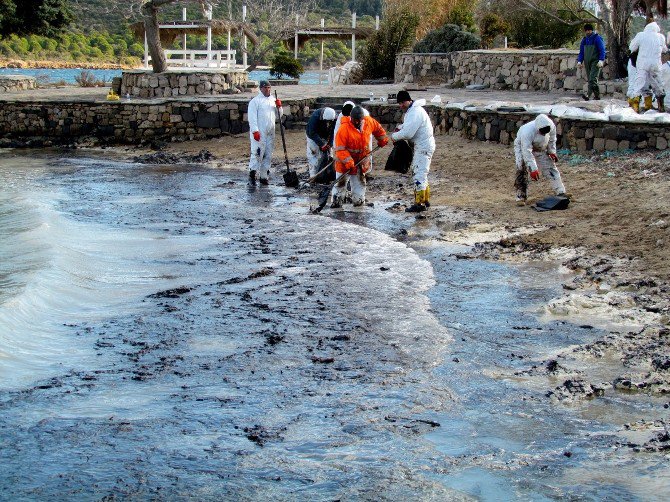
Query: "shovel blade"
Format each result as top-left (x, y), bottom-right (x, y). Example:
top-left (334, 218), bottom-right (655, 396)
top-left (283, 169), bottom-right (300, 188)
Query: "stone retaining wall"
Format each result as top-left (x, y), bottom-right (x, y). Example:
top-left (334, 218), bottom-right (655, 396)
top-left (1, 97), bottom-right (668, 152)
top-left (121, 70), bottom-right (250, 98)
top-left (0, 98), bottom-right (312, 146)
top-left (0, 76), bottom-right (37, 93)
top-left (366, 103), bottom-right (670, 152)
top-left (395, 50), bottom-right (624, 98)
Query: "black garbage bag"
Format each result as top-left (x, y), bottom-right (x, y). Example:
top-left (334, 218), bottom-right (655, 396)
top-left (384, 140), bottom-right (413, 174)
top-left (313, 151), bottom-right (335, 184)
top-left (532, 195), bottom-right (570, 212)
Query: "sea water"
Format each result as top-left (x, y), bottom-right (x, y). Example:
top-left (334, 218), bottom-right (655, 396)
top-left (0, 150), bottom-right (668, 500)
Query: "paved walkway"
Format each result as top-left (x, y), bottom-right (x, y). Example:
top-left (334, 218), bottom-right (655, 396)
top-left (0, 83), bottom-right (625, 111)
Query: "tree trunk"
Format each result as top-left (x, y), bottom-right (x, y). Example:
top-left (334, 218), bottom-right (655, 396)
top-left (604, 25), bottom-right (630, 79)
top-left (142, 1), bottom-right (168, 73)
top-left (599, 0), bottom-right (633, 79)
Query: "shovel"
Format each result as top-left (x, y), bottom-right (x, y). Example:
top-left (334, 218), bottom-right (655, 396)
top-left (312, 145), bottom-right (382, 214)
top-left (275, 90), bottom-right (299, 188)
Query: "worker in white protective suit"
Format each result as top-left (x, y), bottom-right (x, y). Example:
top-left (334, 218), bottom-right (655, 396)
top-left (662, 60), bottom-right (670, 97)
top-left (334, 101), bottom-right (356, 144)
top-left (391, 90), bottom-right (436, 213)
top-left (628, 22), bottom-right (668, 113)
top-left (247, 80), bottom-right (282, 185)
top-left (513, 114), bottom-right (568, 206)
top-left (305, 107), bottom-right (336, 177)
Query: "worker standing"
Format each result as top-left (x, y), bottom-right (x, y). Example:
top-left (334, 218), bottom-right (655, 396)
top-left (247, 80), bottom-right (282, 185)
top-left (305, 107), bottom-right (336, 178)
top-left (332, 106), bottom-right (388, 208)
top-left (577, 23), bottom-right (606, 101)
top-left (334, 101), bottom-right (356, 144)
top-left (513, 114), bottom-right (568, 206)
top-left (629, 21), bottom-right (668, 112)
top-left (391, 90), bottom-right (435, 213)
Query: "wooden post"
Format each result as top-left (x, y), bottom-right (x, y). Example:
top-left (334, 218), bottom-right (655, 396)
top-left (182, 7), bottom-right (187, 62)
top-left (242, 3), bottom-right (248, 68)
top-left (320, 18), bottom-right (325, 84)
top-left (294, 14), bottom-right (299, 59)
top-left (144, 31), bottom-right (149, 69)
top-left (206, 5), bottom-right (212, 67)
top-left (228, 0), bottom-right (233, 67)
top-left (352, 12), bottom-right (356, 62)
top-left (375, 15), bottom-right (379, 30)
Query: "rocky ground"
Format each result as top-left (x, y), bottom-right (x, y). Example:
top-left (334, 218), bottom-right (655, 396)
top-left (144, 130), bottom-right (670, 453)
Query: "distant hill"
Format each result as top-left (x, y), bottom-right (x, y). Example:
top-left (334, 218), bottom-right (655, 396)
top-left (67, 1), bottom-right (379, 34)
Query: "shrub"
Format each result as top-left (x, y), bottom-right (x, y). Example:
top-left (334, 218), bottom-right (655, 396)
top-left (74, 70), bottom-right (105, 87)
top-left (413, 23), bottom-right (481, 53)
top-left (270, 53), bottom-right (304, 79)
top-left (480, 0), bottom-right (582, 49)
top-left (479, 13), bottom-right (509, 49)
top-left (446, 0), bottom-right (476, 32)
top-left (359, 4), bottom-right (419, 80)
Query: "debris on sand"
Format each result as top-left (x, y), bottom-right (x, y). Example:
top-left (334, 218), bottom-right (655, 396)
top-left (618, 420), bottom-right (670, 453)
top-left (546, 379), bottom-right (606, 401)
top-left (242, 425), bottom-right (286, 447)
top-left (133, 149), bottom-right (216, 164)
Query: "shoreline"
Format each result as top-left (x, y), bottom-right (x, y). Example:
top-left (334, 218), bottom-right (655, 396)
top-left (0, 59), bottom-right (135, 70)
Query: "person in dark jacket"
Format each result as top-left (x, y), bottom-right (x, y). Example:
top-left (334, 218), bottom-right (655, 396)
top-left (577, 23), bottom-right (606, 100)
top-left (306, 107), bottom-right (336, 177)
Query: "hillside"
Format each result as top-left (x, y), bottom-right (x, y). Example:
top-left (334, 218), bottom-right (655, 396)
top-left (67, 1), bottom-right (376, 34)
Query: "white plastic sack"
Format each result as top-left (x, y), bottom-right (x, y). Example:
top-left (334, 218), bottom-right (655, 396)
top-left (444, 102), bottom-right (468, 110)
top-left (430, 95), bottom-right (442, 103)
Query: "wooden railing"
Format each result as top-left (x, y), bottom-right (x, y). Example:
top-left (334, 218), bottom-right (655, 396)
top-left (145, 49), bottom-right (237, 69)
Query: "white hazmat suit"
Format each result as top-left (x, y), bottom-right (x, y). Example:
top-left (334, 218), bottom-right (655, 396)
top-left (391, 98), bottom-right (435, 192)
top-left (629, 22), bottom-right (668, 99)
top-left (626, 60), bottom-right (652, 99)
top-left (513, 114), bottom-right (566, 202)
top-left (248, 91), bottom-right (282, 181)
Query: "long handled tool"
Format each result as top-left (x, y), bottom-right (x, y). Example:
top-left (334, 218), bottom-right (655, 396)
top-left (306, 157), bottom-right (336, 184)
top-left (312, 145), bottom-right (382, 214)
top-left (275, 90), bottom-right (299, 188)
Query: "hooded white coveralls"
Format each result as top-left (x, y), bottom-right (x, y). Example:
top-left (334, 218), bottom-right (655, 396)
top-left (626, 60), bottom-right (653, 99)
top-left (391, 98), bottom-right (435, 191)
top-left (513, 114), bottom-right (566, 201)
top-left (248, 91), bottom-right (282, 181)
top-left (629, 22), bottom-right (668, 99)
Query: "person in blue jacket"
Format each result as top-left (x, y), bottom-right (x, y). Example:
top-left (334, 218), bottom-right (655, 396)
top-left (305, 107), bottom-right (336, 177)
top-left (577, 23), bottom-right (606, 100)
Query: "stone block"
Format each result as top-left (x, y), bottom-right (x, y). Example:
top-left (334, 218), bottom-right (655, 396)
top-left (593, 137), bottom-right (605, 150)
top-left (196, 111), bottom-right (220, 129)
top-left (605, 139), bottom-right (618, 151)
top-left (656, 136), bottom-right (668, 149)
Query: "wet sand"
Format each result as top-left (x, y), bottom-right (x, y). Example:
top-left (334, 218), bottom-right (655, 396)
top-left (159, 130), bottom-right (670, 452)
